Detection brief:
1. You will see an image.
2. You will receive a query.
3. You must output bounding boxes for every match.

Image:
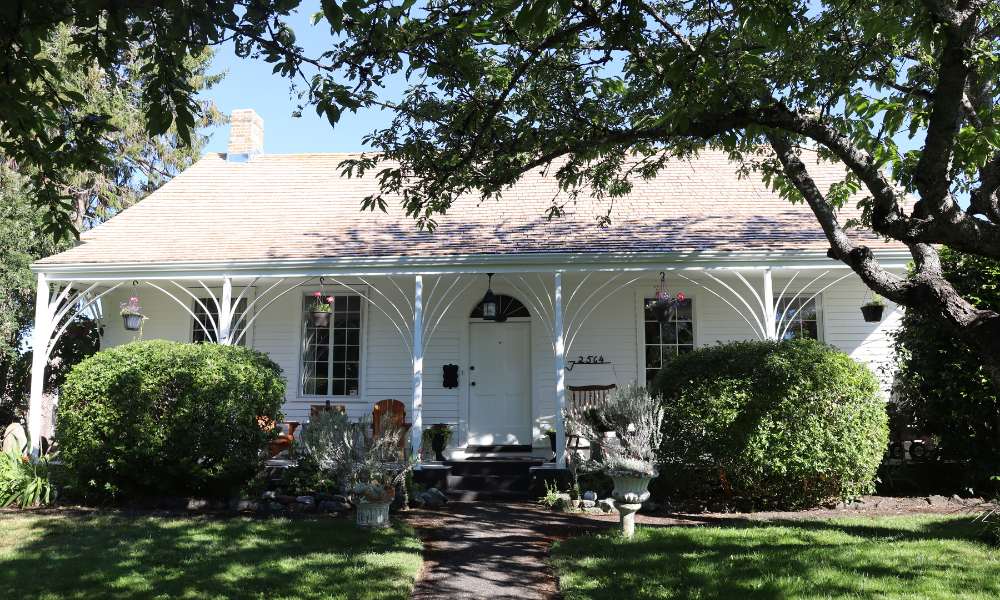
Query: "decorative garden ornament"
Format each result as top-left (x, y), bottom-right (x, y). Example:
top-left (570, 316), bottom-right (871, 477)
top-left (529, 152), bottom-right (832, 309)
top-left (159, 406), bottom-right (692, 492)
top-left (119, 295), bottom-right (146, 332)
top-left (647, 272), bottom-right (685, 323)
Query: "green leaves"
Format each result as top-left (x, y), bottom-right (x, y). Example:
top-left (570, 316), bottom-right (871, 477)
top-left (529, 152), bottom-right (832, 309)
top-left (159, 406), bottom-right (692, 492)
top-left (652, 339), bottom-right (887, 509)
top-left (58, 341), bottom-right (286, 501)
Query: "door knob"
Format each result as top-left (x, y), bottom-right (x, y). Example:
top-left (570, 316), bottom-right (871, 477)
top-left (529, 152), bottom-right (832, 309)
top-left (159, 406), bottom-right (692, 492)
top-left (470, 381), bottom-right (476, 386)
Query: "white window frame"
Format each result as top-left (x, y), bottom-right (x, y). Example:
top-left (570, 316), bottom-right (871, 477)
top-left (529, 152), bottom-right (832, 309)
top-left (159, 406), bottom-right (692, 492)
top-left (297, 288), bottom-right (366, 399)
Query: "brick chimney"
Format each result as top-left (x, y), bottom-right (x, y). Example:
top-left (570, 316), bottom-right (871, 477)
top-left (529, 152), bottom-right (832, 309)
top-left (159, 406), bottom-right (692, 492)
top-left (227, 109), bottom-right (264, 160)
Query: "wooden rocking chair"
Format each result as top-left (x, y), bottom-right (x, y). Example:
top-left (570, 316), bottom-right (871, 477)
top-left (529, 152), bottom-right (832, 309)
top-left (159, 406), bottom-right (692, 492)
top-left (372, 399), bottom-right (411, 460)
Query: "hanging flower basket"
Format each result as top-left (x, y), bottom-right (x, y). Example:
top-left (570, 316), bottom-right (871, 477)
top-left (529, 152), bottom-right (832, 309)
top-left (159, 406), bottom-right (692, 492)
top-left (309, 292), bottom-right (334, 327)
top-left (860, 304), bottom-right (884, 322)
top-left (860, 295), bottom-right (885, 323)
top-left (122, 313), bottom-right (144, 331)
top-left (648, 273), bottom-right (685, 323)
top-left (119, 296), bottom-right (145, 332)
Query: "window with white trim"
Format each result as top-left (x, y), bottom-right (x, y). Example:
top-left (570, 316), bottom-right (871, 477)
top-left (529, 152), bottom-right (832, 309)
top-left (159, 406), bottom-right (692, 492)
top-left (775, 296), bottom-right (820, 340)
top-left (301, 294), bottom-right (362, 397)
top-left (642, 298), bottom-right (694, 384)
top-left (192, 298), bottom-right (248, 344)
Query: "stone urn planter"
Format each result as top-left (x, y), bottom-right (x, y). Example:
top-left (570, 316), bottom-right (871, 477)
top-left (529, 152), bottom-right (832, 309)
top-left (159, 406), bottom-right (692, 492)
top-left (611, 471), bottom-right (655, 538)
top-left (356, 498), bottom-right (392, 528)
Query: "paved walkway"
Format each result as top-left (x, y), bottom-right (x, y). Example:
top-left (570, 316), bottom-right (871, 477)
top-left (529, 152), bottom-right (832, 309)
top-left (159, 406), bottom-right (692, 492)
top-left (405, 501), bottom-right (605, 600)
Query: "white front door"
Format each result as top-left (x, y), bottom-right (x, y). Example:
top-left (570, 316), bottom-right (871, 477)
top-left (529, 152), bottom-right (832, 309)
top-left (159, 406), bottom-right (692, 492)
top-left (468, 321), bottom-right (531, 445)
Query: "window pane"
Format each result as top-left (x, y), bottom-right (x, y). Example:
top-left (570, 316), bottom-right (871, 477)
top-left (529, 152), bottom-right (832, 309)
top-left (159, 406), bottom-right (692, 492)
top-left (192, 297), bottom-right (248, 345)
top-left (644, 321), bottom-right (660, 345)
top-left (677, 322), bottom-right (694, 344)
top-left (301, 293), bottom-right (363, 397)
top-left (643, 296), bottom-right (696, 379)
top-left (645, 345), bottom-right (661, 370)
top-left (674, 298), bottom-right (693, 320)
top-left (661, 322), bottom-right (677, 345)
top-left (775, 297), bottom-right (819, 341)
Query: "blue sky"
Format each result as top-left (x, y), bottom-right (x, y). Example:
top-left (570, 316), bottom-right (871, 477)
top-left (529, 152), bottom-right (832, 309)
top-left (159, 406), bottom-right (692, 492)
top-left (199, 1), bottom-right (393, 154)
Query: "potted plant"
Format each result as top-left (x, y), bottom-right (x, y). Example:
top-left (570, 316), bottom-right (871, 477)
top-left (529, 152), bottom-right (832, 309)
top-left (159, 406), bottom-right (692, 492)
top-left (860, 295), bottom-right (885, 322)
top-left (423, 423), bottom-right (453, 462)
top-left (565, 384), bottom-right (664, 538)
top-left (545, 428), bottom-right (557, 457)
top-left (119, 296), bottom-right (146, 331)
top-left (309, 291), bottom-right (334, 327)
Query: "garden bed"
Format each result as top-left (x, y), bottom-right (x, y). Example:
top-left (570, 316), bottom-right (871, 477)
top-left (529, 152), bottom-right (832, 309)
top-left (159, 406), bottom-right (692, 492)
top-left (552, 514), bottom-right (1000, 600)
top-left (0, 510), bottom-right (422, 599)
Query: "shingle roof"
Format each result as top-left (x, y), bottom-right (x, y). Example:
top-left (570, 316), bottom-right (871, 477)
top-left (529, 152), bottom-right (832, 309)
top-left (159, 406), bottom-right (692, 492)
top-left (37, 149), bottom-right (903, 266)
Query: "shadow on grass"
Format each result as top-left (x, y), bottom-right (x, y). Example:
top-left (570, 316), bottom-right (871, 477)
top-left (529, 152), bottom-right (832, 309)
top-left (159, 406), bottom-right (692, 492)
top-left (0, 513), bottom-right (422, 600)
top-left (552, 515), bottom-right (1000, 600)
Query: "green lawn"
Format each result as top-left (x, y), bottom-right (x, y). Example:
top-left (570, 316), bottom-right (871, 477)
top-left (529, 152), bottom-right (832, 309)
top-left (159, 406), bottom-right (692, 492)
top-left (0, 512), bottom-right (422, 600)
top-left (552, 515), bottom-right (1000, 600)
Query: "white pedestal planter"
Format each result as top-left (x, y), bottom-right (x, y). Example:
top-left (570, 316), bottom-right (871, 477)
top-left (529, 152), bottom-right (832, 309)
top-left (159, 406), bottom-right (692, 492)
top-left (611, 473), bottom-right (654, 539)
top-left (356, 500), bottom-right (392, 528)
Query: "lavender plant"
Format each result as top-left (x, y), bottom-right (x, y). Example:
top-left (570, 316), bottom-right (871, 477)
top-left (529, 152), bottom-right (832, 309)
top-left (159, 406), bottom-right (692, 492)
top-left (565, 384), bottom-right (664, 478)
top-left (300, 410), bottom-right (412, 503)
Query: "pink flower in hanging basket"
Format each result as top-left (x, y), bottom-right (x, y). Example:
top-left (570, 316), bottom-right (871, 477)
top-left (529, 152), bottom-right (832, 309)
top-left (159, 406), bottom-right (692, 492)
top-left (313, 291), bottom-right (322, 298)
top-left (676, 292), bottom-right (686, 302)
top-left (326, 296), bottom-right (335, 303)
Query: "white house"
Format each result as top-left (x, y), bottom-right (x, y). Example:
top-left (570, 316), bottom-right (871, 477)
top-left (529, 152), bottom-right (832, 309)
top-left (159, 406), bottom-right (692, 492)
top-left (28, 109), bottom-right (907, 467)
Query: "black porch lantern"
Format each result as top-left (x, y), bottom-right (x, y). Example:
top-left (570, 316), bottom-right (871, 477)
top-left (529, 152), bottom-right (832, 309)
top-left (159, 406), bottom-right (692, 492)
top-left (481, 273), bottom-right (498, 321)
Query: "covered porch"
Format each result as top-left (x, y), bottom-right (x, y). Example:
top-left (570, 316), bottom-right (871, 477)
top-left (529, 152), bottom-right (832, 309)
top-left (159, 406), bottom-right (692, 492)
top-left (27, 251), bottom-right (907, 470)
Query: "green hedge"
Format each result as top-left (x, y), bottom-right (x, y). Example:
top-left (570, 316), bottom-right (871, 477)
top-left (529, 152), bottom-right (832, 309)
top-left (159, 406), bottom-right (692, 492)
top-left (58, 341), bottom-right (285, 500)
top-left (651, 339), bottom-right (887, 509)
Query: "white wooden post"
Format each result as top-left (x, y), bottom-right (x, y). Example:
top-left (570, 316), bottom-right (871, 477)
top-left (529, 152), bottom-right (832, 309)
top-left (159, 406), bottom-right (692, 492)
top-left (219, 276), bottom-right (233, 344)
top-left (28, 273), bottom-right (51, 457)
top-left (762, 268), bottom-right (776, 340)
top-left (554, 272), bottom-right (566, 468)
top-left (411, 275), bottom-right (424, 464)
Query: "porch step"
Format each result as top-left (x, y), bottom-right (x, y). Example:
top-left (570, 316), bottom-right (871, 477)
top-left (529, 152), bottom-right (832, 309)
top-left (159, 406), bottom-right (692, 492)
top-left (465, 444), bottom-right (532, 454)
top-left (446, 458), bottom-right (544, 477)
top-left (443, 458), bottom-right (544, 500)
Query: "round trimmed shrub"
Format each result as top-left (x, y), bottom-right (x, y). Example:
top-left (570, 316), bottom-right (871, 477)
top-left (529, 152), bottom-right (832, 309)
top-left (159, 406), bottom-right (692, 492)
top-left (58, 341), bottom-right (285, 501)
top-left (651, 339), bottom-right (887, 509)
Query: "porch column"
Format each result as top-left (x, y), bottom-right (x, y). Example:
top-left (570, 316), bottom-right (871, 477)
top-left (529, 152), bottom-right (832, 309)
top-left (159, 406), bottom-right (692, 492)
top-left (411, 275), bottom-right (424, 464)
top-left (27, 273), bottom-right (51, 457)
top-left (553, 272), bottom-right (566, 468)
top-left (219, 276), bottom-right (233, 344)
top-left (762, 268), bottom-right (776, 340)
